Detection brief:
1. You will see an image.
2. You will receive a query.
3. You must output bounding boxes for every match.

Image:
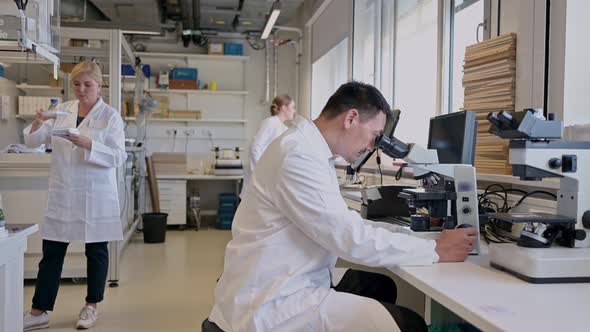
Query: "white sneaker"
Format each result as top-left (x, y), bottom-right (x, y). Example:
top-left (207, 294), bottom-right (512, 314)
top-left (23, 310), bottom-right (49, 331)
top-left (76, 305), bottom-right (98, 329)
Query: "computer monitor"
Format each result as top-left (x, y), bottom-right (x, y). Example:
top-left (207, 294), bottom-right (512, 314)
top-left (427, 111), bottom-right (478, 165)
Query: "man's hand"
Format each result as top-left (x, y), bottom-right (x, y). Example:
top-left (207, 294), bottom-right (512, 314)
top-left (65, 133), bottom-right (93, 150)
top-left (435, 228), bottom-right (478, 262)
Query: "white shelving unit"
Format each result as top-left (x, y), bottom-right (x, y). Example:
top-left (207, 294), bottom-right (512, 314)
top-left (126, 51), bottom-right (251, 154)
top-left (146, 88), bottom-right (248, 96)
top-left (136, 52), bottom-right (249, 63)
top-left (124, 117), bottom-right (247, 124)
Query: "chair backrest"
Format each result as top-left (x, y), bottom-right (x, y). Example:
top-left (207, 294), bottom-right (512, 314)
top-left (202, 319), bottom-right (224, 332)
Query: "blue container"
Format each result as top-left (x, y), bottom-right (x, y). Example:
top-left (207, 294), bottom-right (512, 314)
top-left (121, 64), bottom-right (135, 76)
top-left (217, 193), bottom-right (238, 230)
top-left (141, 64), bottom-right (151, 78)
top-left (224, 43), bottom-right (244, 56)
top-left (217, 218), bottom-right (233, 230)
top-left (0, 65), bottom-right (4, 77)
top-left (217, 211), bottom-right (235, 230)
top-left (170, 68), bottom-right (198, 81)
top-left (218, 206), bottom-right (236, 215)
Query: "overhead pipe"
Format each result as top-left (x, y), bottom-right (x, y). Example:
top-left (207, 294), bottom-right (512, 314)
top-left (265, 38), bottom-right (271, 103)
top-left (180, 0), bottom-right (193, 47)
top-left (274, 26), bottom-right (302, 110)
top-left (273, 36), bottom-right (279, 100)
top-left (191, 0), bottom-right (201, 45)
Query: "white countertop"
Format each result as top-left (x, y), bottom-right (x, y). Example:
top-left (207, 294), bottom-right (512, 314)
top-left (0, 154), bottom-right (51, 177)
top-left (0, 224), bottom-right (38, 243)
top-left (391, 250), bottom-right (590, 332)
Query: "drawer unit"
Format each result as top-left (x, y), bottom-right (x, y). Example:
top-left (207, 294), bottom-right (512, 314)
top-left (157, 180), bottom-right (187, 225)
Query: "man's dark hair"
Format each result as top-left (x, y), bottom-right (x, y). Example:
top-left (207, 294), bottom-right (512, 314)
top-left (319, 81), bottom-right (391, 122)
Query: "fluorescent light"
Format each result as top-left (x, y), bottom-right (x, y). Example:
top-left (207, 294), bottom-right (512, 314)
top-left (261, 1), bottom-right (281, 39)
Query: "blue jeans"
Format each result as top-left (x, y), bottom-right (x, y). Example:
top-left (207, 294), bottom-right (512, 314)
top-left (32, 239), bottom-right (109, 311)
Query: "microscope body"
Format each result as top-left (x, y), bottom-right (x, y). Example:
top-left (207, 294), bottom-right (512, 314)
top-left (487, 109), bottom-right (590, 283)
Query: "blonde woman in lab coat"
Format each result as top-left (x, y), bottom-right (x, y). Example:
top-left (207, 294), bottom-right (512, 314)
top-left (22, 61), bottom-right (126, 331)
top-left (240, 94), bottom-right (296, 198)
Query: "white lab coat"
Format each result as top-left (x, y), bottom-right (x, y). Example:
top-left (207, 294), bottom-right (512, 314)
top-left (241, 115), bottom-right (288, 198)
top-left (210, 116), bottom-right (439, 332)
top-left (23, 98), bottom-right (126, 243)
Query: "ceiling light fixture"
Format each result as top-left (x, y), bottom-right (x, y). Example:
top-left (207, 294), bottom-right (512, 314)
top-left (261, 0), bottom-right (281, 39)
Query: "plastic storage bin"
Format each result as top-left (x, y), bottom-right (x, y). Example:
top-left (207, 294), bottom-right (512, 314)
top-left (121, 64), bottom-right (135, 76)
top-left (142, 213), bottom-right (168, 243)
top-left (217, 193), bottom-right (238, 230)
top-left (170, 68), bottom-right (198, 80)
top-left (224, 43), bottom-right (244, 56)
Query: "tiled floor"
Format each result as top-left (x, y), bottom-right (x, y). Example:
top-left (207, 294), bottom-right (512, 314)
top-left (23, 228), bottom-right (232, 332)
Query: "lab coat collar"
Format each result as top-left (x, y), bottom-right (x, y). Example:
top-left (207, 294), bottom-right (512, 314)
top-left (71, 97), bottom-right (104, 127)
top-left (292, 115), bottom-right (334, 162)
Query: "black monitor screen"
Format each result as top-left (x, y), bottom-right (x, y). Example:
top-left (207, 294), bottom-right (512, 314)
top-left (427, 111), bottom-right (477, 165)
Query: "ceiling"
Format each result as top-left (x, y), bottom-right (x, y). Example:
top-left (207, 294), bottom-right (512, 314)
top-left (199, 0), bottom-right (304, 32)
top-left (61, 0), bottom-right (305, 34)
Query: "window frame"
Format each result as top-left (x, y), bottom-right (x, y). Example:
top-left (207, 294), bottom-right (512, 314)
top-left (442, 0), bottom-right (492, 114)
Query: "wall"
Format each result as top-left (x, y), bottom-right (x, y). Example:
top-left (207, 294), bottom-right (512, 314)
top-left (562, 0), bottom-right (590, 125)
top-left (0, 78), bottom-right (21, 149)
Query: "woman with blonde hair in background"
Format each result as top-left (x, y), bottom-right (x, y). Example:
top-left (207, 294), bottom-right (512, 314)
top-left (241, 95), bottom-right (296, 198)
top-left (22, 61), bottom-right (126, 331)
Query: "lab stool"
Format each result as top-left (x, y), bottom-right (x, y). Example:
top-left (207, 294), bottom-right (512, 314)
top-left (202, 319), bottom-right (224, 332)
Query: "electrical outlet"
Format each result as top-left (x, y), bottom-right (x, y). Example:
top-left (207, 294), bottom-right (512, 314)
top-left (184, 129), bottom-right (195, 136)
top-left (166, 129), bottom-right (178, 136)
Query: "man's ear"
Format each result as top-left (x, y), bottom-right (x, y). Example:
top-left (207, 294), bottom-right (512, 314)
top-left (343, 109), bottom-right (360, 129)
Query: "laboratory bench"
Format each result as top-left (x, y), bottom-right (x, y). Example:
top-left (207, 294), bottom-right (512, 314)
top-left (0, 153), bottom-right (139, 285)
top-left (340, 188), bottom-right (589, 332)
top-left (0, 224), bottom-right (38, 332)
top-left (153, 173), bottom-right (243, 227)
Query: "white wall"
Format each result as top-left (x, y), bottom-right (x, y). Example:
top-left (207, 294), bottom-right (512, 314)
top-left (562, 0), bottom-right (590, 126)
top-left (0, 78), bottom-right (21, 149)
top-left (494, 0), bottom-right (546, 112)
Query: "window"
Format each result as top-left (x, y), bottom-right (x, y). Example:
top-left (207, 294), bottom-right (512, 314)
top-left (448, 0), bottom-right (488, 113)
top-left (353, 0), bottom-right (381, 86)
top-left (311, 37), bottom-right (350, 120)
top-left (392, 0), bottom-right (440, 147)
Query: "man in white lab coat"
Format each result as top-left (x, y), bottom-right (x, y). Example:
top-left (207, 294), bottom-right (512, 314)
top-left (208, 82), bottom-right (477, 332)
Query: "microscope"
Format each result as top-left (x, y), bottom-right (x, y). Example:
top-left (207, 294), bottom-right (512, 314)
top-left (486, 109), bottom-right (590, 283)
top-left (353, 110), bottom-right (481, 253)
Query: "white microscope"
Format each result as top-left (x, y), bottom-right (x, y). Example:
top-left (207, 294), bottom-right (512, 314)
top-left (487, 110), bottom-right (590, 283)
top-left (352, 110), bottom-right (482, 253)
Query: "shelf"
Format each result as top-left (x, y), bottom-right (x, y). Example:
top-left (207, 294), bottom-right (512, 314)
top-left (124, 117), bottom-right (247, 124)
top-left (60, 46), bottom-right (109, 59)
top-left (16, 84), bottom-right (63, 92)
top-left (15, 114), bottom-right (35, 120)
top-left (103, 75), bottom-right (137, 80)
top-left (0, 51), bottom-right (54, 64)
top-left (0, 40), bottom-right (59, 67)
top-left (135, 52), bottom-right (249, 62)
top-left (146, 88), bottom-right (248, 96)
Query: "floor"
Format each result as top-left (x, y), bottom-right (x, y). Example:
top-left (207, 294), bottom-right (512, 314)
top-left (23, 228), bottom-right (232, 332)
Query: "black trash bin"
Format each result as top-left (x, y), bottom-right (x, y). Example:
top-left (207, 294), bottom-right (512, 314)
top-left (142, 213), bottom-right (168, 243)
